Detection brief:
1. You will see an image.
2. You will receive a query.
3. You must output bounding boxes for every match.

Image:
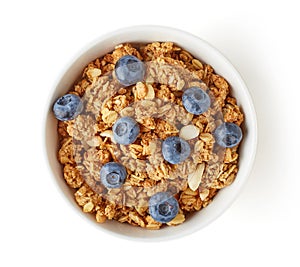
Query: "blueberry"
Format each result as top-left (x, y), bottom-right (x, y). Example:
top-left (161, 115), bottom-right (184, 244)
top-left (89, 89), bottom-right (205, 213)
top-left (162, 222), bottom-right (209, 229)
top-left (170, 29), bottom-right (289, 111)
top-left (149, 192), bottom-right (179, 223)
top-left (53, 94), bottom-right (83, 121)
top-left (162, 136), bottom-right (191, 164)
top-left (115, 55), bottom-right (145, 86)
top-left (100, 162), bottom-right (127, 189)
top-left (182, 86), bottom-right (211, 115)
top-left (214, 122), bottom-right (243, 148)
top-left (112, 116), bottom-right (140, 145)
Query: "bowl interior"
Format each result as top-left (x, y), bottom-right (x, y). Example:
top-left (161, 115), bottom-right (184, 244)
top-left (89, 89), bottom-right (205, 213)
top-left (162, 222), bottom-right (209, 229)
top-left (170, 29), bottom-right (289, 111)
top-left (45, 26), bottom-right (257, 241)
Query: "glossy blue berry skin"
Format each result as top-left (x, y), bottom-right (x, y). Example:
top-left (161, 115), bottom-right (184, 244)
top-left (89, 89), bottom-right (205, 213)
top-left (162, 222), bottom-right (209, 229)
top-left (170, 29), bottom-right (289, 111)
top-left (214, 122), bottom-right (243, 148)
top-left (100, 162), bottom-right (127, 189)
top-left (112, 116), bottom-right (140, 145)
top-left (182, 86), bottom-right (211, 115)
top-left (53, 94), bottom-right (83, 121)
top-left (149, 192), bottom-right (179, 223)
top-left (162, 136), bottom-right (191, 164)
top-left (115, 55), bottom-right (145, 86)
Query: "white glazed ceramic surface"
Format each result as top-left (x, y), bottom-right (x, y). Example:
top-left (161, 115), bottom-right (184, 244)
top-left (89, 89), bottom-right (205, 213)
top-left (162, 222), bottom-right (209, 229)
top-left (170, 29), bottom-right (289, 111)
top-left (44, 25), bottom-right (257, 241)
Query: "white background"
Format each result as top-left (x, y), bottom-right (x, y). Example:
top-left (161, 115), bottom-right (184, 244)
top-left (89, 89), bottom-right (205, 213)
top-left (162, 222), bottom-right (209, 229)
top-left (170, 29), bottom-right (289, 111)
top-left (1, 0), bottom-right (299, 266)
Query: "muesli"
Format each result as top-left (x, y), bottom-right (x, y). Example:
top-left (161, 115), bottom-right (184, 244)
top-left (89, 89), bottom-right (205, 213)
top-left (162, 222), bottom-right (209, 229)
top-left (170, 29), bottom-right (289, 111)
top-left (54, 42), bottom-right (244, 229)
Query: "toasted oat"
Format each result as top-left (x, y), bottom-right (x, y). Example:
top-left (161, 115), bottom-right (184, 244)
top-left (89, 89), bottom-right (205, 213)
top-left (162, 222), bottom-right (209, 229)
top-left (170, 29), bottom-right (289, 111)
top-left (58, 137), bottom-right (74, 164)
top-left (63, 164), bottom-right (84, 188)
top-left (83, 201), bottom-right (94, 213)
top-left (86, 67), bottom-right (102, 81)
top-left (96, 211), bottom-right (107, 223)
top-left (120, 106), bottom-right (135, 117)
top-left (166, 213), bottom-right (185, 226)
top-left (192, 59), bottom-right (204, 70)
top-left (101, 109), bottom-right (118, 125)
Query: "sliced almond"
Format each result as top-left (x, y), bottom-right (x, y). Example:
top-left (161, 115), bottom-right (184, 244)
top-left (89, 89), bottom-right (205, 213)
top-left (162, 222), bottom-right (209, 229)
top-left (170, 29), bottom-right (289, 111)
top-left (199, 189), bottom-right (210, 201)
top-left (100, 130), bottom-right (116, 143)
top-left (145, 83), bottom-right (155, 99)
top-left (188, 163), bottom-right (205, 191)
top-left (176, 79), bottom-right (185, 90)
top-left (179, 125), bottom-right (200, 140)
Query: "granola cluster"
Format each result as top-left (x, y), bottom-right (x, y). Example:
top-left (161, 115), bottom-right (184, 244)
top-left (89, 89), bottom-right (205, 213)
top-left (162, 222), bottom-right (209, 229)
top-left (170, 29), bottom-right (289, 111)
top-left (57, 42), bottom-right (244, 229)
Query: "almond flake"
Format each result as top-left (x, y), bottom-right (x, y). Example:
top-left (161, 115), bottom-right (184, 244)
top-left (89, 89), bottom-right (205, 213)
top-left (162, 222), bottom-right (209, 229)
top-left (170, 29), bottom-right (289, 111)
top-left (145, 84), bottom-right (155, 99)
top-left (199, 189), bottom-right (210, 201)
top-left (188, 163), bottom-right (205, 191)
top-left (100, 130), bottom-right (116, 143)
top-left (179, 125), bottom-right (200, 140)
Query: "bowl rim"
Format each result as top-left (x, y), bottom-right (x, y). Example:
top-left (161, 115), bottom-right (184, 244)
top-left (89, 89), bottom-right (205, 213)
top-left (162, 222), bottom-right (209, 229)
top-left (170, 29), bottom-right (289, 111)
top-left (43, 25), bottom-right (258, 242)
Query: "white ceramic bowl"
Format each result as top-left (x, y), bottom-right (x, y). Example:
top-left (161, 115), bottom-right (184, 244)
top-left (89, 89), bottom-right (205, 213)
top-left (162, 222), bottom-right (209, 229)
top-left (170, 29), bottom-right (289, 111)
top-left (44, 25), bottom-right (257, 241)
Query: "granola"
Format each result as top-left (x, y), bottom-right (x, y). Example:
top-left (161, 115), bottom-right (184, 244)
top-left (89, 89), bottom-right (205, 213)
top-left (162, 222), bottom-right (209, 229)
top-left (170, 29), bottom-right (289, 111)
top-left (56, 42), bottom-right (244, 229)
